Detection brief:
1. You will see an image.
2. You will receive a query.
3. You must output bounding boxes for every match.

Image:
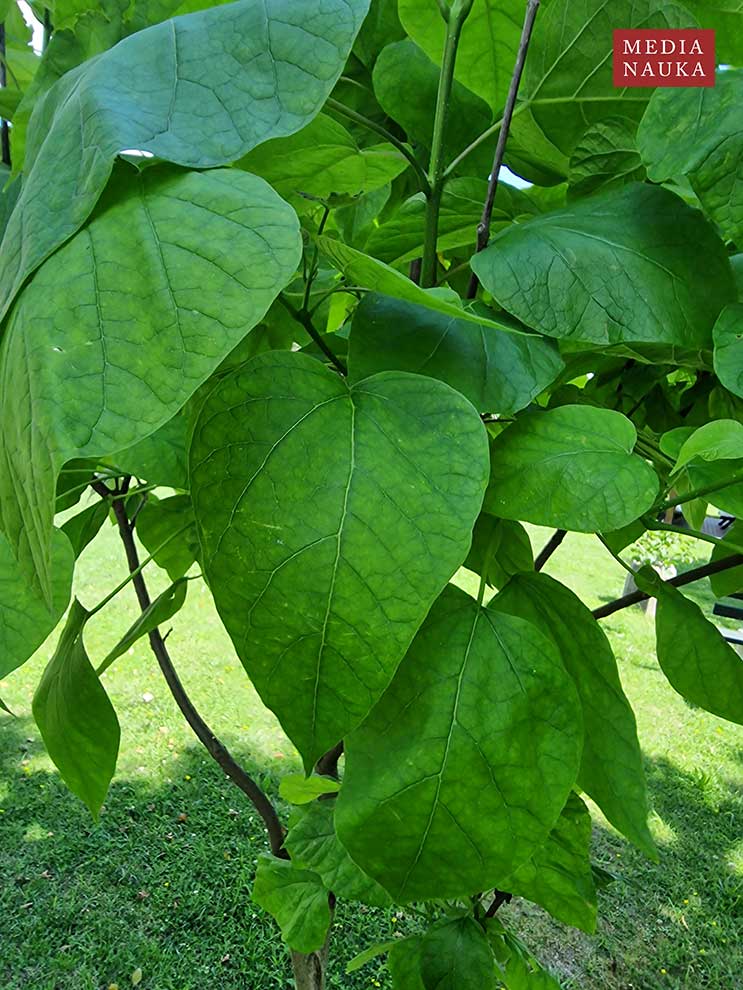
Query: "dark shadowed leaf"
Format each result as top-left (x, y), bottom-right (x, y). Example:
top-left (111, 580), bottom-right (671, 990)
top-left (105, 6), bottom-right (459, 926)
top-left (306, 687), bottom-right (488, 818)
top-left (714, 304), bottom-right (743, 399)
top-left (32, 599), bottom-right (120, 817)
top-left (348, 293), bottom-right (563, 415)
top-left (420, 917), bottom-right (496, 990)
top-left (464, 515), bottom-right (533, 588)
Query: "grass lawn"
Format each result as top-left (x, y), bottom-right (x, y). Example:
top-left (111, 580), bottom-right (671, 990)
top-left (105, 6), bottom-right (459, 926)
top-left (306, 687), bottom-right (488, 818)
top-left (1, 518), bottom-right (742, 989)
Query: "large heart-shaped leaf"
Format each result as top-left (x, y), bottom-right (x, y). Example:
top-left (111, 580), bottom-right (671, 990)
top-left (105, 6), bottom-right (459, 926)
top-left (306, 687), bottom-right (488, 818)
top-left (470, 184), bottom-right (735, 349)
top-left (32, 599), bottom-right (120, 817)
top-left (0, 528), bottom-right (73, 679)
top-left (348, 293), bottom-right (563, 415)
top-left (0, 166), bottom-right (300, 602)
top-left (520, 0), bottom-right (695, 158)
top-left (335, 585), bottom-right (582, 902)
top-left (0, 0), bottom-right (368, 320)
top-left (189, 351), bottom-right (489, 769)
top-left (639, 70), bottom-right (743, 243)
top-left (484, 406), bottom-right (658, 532)
top-left (419, 918), bottom-right (496, 990)
top-left (493, 573), bottom-right (655, 856)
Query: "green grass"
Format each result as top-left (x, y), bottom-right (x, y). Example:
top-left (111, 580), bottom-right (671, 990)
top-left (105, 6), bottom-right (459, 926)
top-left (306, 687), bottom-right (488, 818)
top-left (1, 520), bottom-right (742, 989)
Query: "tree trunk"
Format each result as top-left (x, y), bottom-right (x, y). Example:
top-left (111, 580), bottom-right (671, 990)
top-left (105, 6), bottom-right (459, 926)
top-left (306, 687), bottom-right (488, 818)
top-left (291, 945), bottom-right (328, 990)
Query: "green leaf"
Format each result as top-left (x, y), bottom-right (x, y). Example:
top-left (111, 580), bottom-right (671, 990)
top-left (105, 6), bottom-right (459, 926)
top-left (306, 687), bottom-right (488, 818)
top-left (237, 114), bottom-right (406, 210)
top-left (0, 0), bottom-right (369, 320)
top-left (683, 458), bottom-right (743, 516)
top-left (98, 578), bottom-right (188, 675)
top-left (470, 184), bottom-right (735, 349)
top-left (639, 70), bottom-right (743, 243)
top-left (713, 304), bottom-right (743, 399)
top-left (484, 406), bottom-right (658, 533)
top-left (32, 599), bottom-right (120, 817)
top-left (110, 411), bottom-right (189, 490)
top-left (60, 501), bottom-right (110, 559)
top-left (674, 420), bottom-right (743, 472)
top-left (348, 293), bottom-right (563, 416)
top-left (190, 350), bottom-right (489, 769)
top-left (279, 775), bottom-right (341, 805)
top-left (286, 800), bottom-right (391, 906)
top-left (353, 0), bottom-right (404, 67)
top-left (568, 117), bottom-right (646, 200)
top-left (372, 39), bottom-right (492, 176)
top-left (336, 585), bottom-right (582, 902)
top-left (0, 165), bottom-right (300, 604)
top-left (0, 528), bottom-right (73, 680)
top-left (686, 0), bottom-right (743, 63)
top-left (252, 853), bottom-right (330, 954)
top-left (0, 165), bottom-right (20, 241)
top-left (365, 178), bottom-right (533, 267)
top-left (420, 918), bottom-right (496, 990)
top-left (318, 235), bottom-right (544, 338)
top-left (347, 939), bottom-right (400, 974)
top-left (388, 937), bottom-right (425, 990)
top-left (709, 523), bottom-right (743, 598)
top-left (636, 566), bottom-right (743, 724)
top-left (464, 515), bottom-right (533, 588)
top-left (493, 572), bottom-right (655, 857)
top-left (136, 496), bottom-right (198, 582)
top-left (522, 0), bottom-right (696, 158)
top-left (398, 0), bottom-right (524, 113)
top-left (506, 793), bottom-right (597, 933)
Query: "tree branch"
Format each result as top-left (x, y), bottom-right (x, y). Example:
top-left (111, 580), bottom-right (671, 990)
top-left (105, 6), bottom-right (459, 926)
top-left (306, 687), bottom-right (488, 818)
top-left (279, 294), bottom-right (347, 376)
top-left (315, 741), bottom-right (344, 779)
top-left (534, 529), bottom-right (566, 571)
top-left (420, 0), bottom-right (474, 287)
top-left (467, 0), bottom-right (540, 298)
top-left (99, 481), bottom-right (287, 859)
top-left (592, 553), bottom-right (743, 620)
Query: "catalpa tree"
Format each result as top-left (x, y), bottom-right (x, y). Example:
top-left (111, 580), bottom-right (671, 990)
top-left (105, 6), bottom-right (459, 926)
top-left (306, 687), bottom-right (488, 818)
top-left (1, 0), bottom-right (742, 987)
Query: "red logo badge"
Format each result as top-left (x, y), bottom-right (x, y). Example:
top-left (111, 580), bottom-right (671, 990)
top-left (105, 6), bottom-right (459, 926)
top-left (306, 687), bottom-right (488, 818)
top-left (613, 29), bottom-right (715, 87)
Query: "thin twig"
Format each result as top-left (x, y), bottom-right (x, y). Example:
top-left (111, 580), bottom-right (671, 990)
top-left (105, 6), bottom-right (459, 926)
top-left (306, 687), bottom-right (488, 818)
top-left (592, 553), bottom-right (743, 620)
top-left (279, 294), bottom-right (347, 375)
top-left (467, 0), bottom-right (540, 298)
top-left (0, 24), bottom-right (10, 168)
top-left (534, 529), bottom-right (566, 571)
top-left (99, 482), bottom-right (287, 858)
